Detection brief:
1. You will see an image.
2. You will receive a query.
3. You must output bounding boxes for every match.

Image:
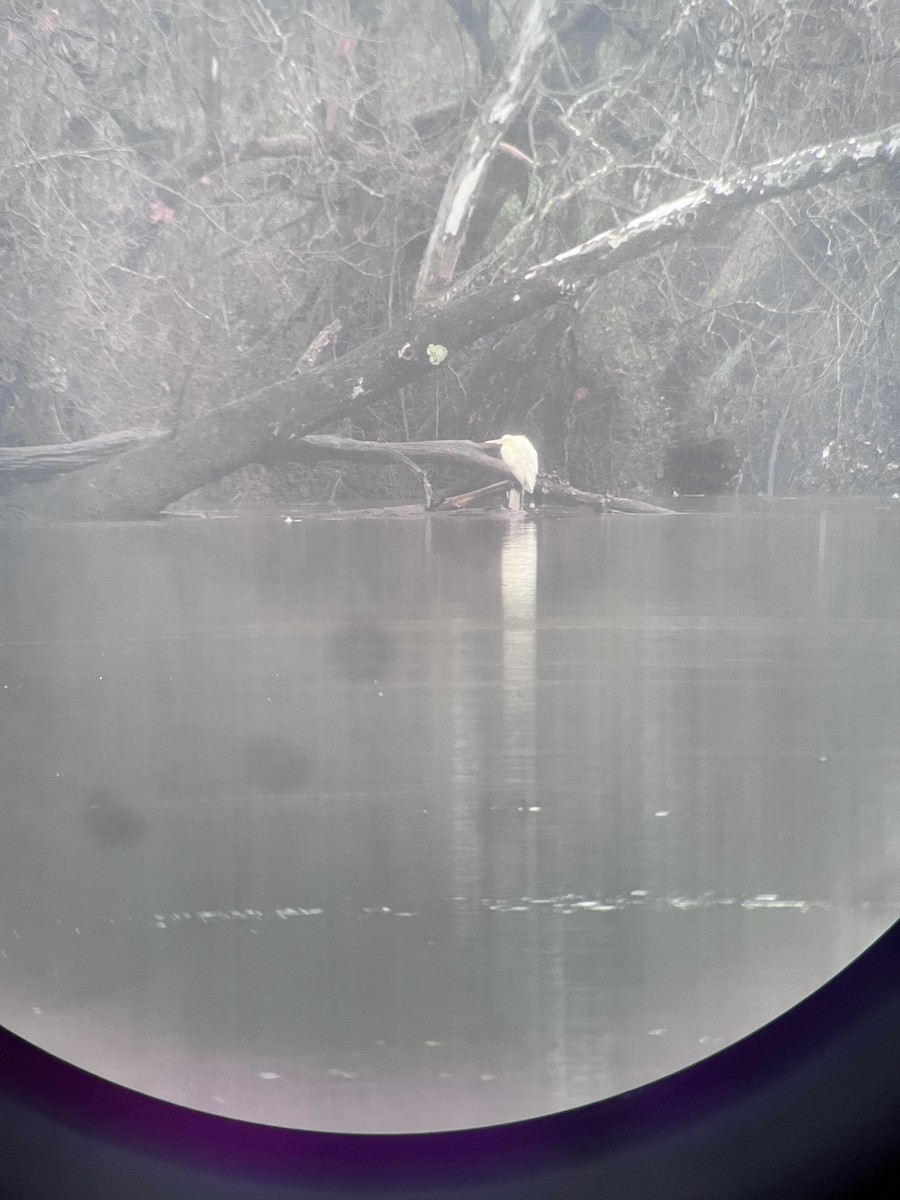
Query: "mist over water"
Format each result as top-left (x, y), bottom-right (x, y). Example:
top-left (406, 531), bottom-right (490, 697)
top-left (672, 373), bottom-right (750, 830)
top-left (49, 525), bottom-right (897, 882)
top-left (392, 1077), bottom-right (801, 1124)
top-left (1, 498), bottom-right (898, 1132)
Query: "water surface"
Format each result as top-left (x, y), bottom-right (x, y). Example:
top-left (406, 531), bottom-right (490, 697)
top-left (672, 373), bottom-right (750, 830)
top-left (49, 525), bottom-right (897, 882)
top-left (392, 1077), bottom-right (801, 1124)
top-left (1, 498), bottom-right (898, 1131)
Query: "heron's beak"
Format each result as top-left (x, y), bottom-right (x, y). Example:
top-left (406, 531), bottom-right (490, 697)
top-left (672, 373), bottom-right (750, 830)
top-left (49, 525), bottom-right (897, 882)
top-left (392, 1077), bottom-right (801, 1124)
top-left (483, 439), bottom-right (502, 445)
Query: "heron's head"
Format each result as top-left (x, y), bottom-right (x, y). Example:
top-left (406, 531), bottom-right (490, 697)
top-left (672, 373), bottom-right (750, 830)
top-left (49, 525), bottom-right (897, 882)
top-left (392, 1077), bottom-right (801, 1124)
top-left (484, 434), bottom-right (514, 446)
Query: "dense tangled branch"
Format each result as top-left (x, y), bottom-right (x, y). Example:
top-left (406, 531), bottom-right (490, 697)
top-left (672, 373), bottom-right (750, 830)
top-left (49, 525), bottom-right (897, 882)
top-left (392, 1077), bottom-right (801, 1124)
top-left (6, 116), bottom-right (897, 521)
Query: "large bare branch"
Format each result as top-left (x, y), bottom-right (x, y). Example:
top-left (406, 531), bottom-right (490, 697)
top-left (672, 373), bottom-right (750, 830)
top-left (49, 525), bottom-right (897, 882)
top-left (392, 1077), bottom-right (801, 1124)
top-left (414, 0), bottom-right (559, 298)
top-left (0, 430), bottom-right (166, 483)
top-left (531, 125), bottom-right (900, 282)
top-left (9, 120), bottom-right (899, 521)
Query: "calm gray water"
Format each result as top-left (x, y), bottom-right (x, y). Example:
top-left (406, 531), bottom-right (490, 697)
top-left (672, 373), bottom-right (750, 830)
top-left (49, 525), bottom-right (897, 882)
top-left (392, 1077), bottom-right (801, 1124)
top-left (1, 499), bottom-right (898, 1132)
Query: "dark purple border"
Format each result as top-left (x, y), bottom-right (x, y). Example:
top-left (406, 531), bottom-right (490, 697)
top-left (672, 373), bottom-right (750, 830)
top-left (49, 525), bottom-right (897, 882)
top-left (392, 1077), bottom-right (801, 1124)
top-left (2, 917), bottom-right (899, 1198)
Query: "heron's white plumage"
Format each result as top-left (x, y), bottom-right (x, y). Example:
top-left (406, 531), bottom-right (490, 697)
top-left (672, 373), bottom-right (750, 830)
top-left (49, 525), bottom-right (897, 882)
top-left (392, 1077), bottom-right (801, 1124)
top-left (486, 433), bottom-right (539, 495)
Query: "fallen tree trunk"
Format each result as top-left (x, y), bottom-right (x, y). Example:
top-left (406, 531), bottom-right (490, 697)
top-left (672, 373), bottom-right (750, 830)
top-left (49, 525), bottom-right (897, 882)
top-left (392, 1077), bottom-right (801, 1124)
top-left (0, 429), bottom-right (168, 488)
top-left (0, 428), bottom-right (673, 516)
top-left (432, 479), bottom-right (674, 514)
top-left (536, 478), bottom-right (675, 514)
top-left (273, 434), bottom-right (510, 475)
top-left (270, 435), bottom-right (675, 514)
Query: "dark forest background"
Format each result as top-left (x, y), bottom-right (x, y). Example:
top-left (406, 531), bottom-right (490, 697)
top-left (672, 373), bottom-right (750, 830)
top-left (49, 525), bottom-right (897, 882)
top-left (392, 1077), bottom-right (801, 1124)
top-left (1, 0), bottom-right (897, 507)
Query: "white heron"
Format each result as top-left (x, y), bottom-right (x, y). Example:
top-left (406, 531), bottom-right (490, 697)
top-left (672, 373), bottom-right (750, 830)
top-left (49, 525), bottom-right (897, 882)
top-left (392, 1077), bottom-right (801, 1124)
top-left (485, 434), bottom-right (539, 510)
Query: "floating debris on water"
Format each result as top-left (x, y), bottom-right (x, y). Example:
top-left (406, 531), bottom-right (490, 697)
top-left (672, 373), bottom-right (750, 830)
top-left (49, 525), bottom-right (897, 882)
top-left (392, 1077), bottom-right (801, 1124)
top-left (478, 890), bottom-right (836, 915)
top-left (21, 889), bottom-right (868, 944)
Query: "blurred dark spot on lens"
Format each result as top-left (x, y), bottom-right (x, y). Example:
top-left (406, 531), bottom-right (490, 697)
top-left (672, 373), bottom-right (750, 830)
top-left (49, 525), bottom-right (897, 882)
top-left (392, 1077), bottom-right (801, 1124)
top-left (83, 788), bottom-right (147, 846)
top-left (329, 622), bottom-right (396, 682)
top-left (245, 738), bottom-right (312, 794)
